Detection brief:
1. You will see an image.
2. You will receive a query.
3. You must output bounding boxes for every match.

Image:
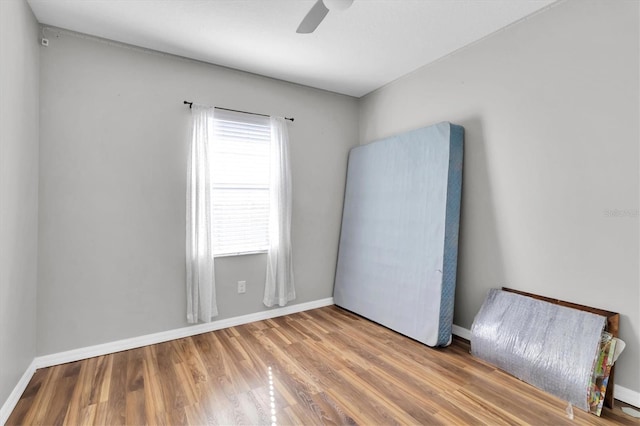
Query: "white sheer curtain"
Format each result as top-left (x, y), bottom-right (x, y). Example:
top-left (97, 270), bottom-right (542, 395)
top-left (264, 117), bottom-right (295, 307)
top-left (186, 105), bottom-right (218, 323)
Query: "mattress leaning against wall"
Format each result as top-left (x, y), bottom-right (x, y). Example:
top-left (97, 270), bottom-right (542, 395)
top-left (334, 122), bottom-right (464, 347)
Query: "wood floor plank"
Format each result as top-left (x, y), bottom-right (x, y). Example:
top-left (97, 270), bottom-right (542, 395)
top-left (354, 368), bottom-right (443, 424)
top-left (7, 305), bottom-right (639, 426)
top-left (236, 389), bottom-right (271, 425)
top-left (62, 358), bottom-right (91, 425)
top-left (183, 402), bottom-right (212, 426)
top-left (77, 402), bottom-right (97, 426)
top-left (141, 346), bottom-right (169, 426)
top-left (43, 362), bottom-right (81, 425)
top-left (105, 350), bottom-right (127, 425)
top-left (154, 339), bottom-right (194, 413)
top-left (313, 391), bottom-right (357, 426)
top-left (124, 389), bottom-right (145, 426)
top-left (190, 332), bottom-right (228, 379)
top-left (23, 364), bottom-right (62, 425)
top-left (92, 400), bottom-right (110, 425)
top-left (443, 387), bottom-right (528, 425)
top-left (5, 368), bottom-right (47, 425)
top-left (282, 401), bottom-right (322, 425)
top-left (334, 365), bottom-right (422, 425)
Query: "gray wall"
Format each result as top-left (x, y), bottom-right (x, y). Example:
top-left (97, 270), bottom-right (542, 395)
top-left (37, 31), bottom-right (359, 355)
top-left (0, 0), bottom-right (40, 408)
top-left (359, 0), bottom-right (639, 393)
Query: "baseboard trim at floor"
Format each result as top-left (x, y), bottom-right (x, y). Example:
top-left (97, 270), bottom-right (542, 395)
top-left (0, 359), bottom-right (37, 425)
top-left (451, 324), bottom-right (471, 341)
top-left (35, 297), bottom-right (334, 370)
top-left (615, 385), bottom-right (640, 409)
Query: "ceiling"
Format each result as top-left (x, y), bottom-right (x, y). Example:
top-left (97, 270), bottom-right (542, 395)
top-left (27, 0), bottom-right (557, 98)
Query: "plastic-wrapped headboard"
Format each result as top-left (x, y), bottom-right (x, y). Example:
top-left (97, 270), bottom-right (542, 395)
top-left (471, 289), bottom-right (607, 412)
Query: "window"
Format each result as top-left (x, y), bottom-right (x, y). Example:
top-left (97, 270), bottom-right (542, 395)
top-left (211, 109), bottom-right (271, 256)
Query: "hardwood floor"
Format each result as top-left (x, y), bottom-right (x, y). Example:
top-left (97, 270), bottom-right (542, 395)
top-left (7, 306), bottom-right (638, 425)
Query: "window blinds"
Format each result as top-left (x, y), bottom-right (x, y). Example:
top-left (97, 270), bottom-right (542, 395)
top-left (211, 109), bottom-right (271, 256)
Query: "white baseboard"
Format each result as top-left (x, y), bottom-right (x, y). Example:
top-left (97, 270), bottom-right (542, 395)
top-left (451, 324), bottom-right (471, 341)
top-left (0, 359), bottom-right (37, 425)
top-left (614, 384), bottom-right (640, 408)
top-left (35, 297), bottom-right (334, 369)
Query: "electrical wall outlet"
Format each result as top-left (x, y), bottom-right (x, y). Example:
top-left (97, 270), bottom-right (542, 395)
top-left (237, 280), bottom-right (246, 294)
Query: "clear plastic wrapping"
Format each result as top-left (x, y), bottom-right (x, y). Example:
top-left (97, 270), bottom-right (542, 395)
top-left (471, 289), bottom-right (606, 412)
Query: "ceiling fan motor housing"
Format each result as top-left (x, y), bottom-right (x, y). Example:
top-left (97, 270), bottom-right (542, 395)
top-left (323, 0), bottom-right (354, 11)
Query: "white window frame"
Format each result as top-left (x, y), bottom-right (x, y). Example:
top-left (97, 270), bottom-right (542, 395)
top-left (211, 109), bottom-right (271, 257)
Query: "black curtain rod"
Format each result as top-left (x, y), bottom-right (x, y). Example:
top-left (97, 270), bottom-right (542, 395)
top-left (183, 101), bottom-right (294, 122)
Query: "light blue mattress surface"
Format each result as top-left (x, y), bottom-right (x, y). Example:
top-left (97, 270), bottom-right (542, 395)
top-left (334, 122), bottom-right (464, 347)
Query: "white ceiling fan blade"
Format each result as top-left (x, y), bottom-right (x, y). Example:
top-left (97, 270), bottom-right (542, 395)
top-left (296, 0), bottom-right (329, 34)
top-left (323, 0), bottom-right (353, 11)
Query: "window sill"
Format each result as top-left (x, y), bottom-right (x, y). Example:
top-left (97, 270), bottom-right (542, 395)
top-left (214, 250), bottom-right (268, 258)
